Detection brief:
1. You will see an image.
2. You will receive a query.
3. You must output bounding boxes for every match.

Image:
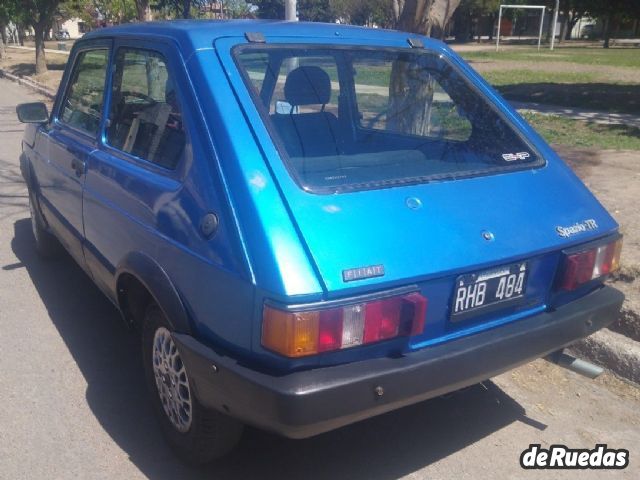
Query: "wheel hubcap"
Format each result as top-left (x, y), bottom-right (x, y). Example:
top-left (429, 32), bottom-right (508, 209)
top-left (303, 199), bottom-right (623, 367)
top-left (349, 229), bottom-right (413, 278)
top-left (152, 327), bottom-right (192, 432)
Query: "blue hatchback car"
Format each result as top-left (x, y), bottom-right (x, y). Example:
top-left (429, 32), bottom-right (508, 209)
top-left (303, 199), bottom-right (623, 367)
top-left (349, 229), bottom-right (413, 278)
top-left (17, 20), bottom-right (624, 463)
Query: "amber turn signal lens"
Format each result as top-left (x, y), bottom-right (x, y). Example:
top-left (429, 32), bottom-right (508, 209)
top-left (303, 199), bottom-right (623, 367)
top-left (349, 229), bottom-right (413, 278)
top-left (262, 307), bottom-right (320, 357)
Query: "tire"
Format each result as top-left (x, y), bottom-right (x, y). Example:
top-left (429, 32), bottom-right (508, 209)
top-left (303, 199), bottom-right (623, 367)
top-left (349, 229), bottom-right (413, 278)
top-left (28, 187), bottom-right (62, 259)
top-left (142, 303), bottom-right (243, 464)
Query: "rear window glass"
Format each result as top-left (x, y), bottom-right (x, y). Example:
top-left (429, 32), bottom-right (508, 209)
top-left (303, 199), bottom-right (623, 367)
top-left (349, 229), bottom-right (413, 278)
top-left (235, 46), bottom-right (543, 193)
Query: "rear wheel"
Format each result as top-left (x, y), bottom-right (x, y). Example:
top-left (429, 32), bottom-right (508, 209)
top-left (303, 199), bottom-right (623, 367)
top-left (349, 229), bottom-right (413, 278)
top-left (28, 188), bottom-right (62, 259)
top-left (142, 304), bottom-right (243, 464)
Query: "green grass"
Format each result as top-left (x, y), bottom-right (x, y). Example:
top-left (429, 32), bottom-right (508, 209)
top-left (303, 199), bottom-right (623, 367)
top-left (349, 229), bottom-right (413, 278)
top-left (461, 47), bottom-right (640, 69)
top-left (480, 69), bottom-right (598, 86)
top-left (523, 112), bottom-right (640, 150)
top-left (464, 53), bottom-right (640, 114)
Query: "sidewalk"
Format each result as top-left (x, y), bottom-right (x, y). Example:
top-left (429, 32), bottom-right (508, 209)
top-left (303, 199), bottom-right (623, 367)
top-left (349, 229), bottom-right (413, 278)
top-left (7, 44), bottom-right (70, 56)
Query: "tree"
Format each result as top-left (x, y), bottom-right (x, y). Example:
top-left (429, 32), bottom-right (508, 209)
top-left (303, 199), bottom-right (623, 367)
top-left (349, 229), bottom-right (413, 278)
top-left (17, 0), bottom-right (62, 75)
top-left (559, 0), bottom-right (590, 40)
top-left (136, 0), bottom-right (152, 20)
top-left (391, 0), bottom-right (462, 38)
top-left (298, 0), bottom-right (333, 21)
top-left (255, 0), bottom-right (336, 21)
top-left (226, 0), bottom-right (255, 18)
top-left (254, 0), bottom-right (284, 18)
top-left (584, 0), bottom-right (640, 48)
top-left (331, 0), bottom-right (394, 27)
top-left (454, 0), bottom-right (499, 42)
top-left (63, 0), bottom-right (138, 26)
top-left (0, 1), bottom-right (17, 59)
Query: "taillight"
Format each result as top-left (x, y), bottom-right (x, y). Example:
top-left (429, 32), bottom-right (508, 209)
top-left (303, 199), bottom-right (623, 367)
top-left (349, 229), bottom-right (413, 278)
top-left (558, 237), bottom-right (623, 291)
top-left (262, 292), bottom-right (427, 357)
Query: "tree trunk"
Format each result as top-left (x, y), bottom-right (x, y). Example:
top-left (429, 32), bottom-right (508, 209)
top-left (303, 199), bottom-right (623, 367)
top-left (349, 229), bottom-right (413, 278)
top-left (389, 1), bottom-right (462, 134)
top-left (558, 16), bottom-right (568, 43)
top-left (396, 0), bottom-right (433, 35)
top-left (488, 13), bottom-right (495, 40)
top-left (566, 15), bottom-right (579, 40)
top-left (17, 24), bottom-right (25, 46)
top-left (387, 59), bottom-right (436, 136)
top-left (33, 22), bottom-right (47, 75)
top-left (0, 22), bottom-right (7, 60)
top-left (136, 1), bottom-right (153, 21)
top-left (603, 14), bottom-right (611, 48)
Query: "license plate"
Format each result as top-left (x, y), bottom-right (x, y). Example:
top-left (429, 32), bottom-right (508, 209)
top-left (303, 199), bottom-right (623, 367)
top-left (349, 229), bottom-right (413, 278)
top-left (451, 262), bottom-right (528, 320)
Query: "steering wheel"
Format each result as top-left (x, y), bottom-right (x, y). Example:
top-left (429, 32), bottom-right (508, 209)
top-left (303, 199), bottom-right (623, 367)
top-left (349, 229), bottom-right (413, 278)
top-left (364, 110), bottom-right (387, 129)
top-left (120, 91), bottom-right (156, 104)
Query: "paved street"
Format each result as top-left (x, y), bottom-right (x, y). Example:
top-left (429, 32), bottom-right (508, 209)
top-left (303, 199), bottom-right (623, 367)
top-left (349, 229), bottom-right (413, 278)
top-left (0, 77), bottom-right (638, 479)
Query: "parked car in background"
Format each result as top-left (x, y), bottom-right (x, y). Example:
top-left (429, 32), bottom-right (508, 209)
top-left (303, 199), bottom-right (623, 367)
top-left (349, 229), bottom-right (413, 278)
top-left (54, 29), bottom-right (70, 41)
top-left (16, 20), bottom-right (624, 464)
top-left (580, 24), bottom-right (598, 39)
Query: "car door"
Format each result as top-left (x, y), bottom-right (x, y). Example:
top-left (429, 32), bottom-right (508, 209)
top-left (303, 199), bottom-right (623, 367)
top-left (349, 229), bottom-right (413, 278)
top-left (42, 42), bottom-right (110, 266)
top-left (82, 40), bottom-right (191, 297)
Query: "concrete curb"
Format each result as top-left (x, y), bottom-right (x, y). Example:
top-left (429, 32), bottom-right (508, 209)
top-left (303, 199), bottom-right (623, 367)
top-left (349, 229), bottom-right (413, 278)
top-left (7, 45), bottom-right (70, 56)
top-left (570, 328), bottom-right (640, 385)
top-left (0, 69), bottom-right (55, 99)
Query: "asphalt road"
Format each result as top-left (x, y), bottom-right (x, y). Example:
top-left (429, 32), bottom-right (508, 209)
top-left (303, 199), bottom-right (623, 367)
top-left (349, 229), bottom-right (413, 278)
top-left (0, 77), bottom-right (638, 479)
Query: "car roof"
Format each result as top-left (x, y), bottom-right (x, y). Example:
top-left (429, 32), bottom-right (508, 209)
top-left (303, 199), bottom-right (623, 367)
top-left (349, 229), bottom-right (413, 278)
top-left (80, 20), bottom-right (442, 57)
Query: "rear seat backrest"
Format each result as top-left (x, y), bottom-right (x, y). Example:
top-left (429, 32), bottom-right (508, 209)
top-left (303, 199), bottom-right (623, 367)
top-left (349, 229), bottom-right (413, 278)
top-left (270, 66), bottom-right (342, 158)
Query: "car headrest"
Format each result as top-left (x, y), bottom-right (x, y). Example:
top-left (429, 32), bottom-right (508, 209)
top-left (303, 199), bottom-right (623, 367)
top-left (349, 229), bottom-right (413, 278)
top-left (284, 66), bottom-right (331, 106)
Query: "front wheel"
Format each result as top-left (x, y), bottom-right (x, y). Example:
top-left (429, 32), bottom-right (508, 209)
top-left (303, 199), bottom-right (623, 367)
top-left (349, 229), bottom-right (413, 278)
top-left (28, 188), bottom-right (62, 259)
top-left (142, 304), bottom-right (243, 464)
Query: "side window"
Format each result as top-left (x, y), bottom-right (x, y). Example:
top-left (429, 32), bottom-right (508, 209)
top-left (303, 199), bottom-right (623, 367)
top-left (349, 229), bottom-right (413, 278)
top-left (107, 48), bottom-right (186, 169)
top-left (240, 52), bottom-right (270, 93)
top-left (60, 49), bottom-right (109, 135)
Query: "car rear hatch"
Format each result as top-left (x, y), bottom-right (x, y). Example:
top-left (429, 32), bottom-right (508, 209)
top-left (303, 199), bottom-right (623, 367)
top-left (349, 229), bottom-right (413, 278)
top-left (215, 34), bottom-right (619, 350)
top-left (284, 165), bottom-right (618, 345)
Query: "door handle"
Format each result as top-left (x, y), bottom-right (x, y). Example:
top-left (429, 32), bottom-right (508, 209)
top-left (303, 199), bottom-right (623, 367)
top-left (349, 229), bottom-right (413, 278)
top-left (71, 158), bottom-right (86, 176)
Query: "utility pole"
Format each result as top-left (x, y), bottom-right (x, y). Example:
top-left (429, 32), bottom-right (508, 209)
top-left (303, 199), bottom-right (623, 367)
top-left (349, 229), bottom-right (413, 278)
top-left (550, 0), bottom-right (560, 50)
top-left (285, 0), bottom-right (297, 21)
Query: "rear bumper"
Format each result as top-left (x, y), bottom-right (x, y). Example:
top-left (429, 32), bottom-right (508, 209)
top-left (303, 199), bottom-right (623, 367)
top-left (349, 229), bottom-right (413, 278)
top-left (174, 286), bottom-right (623, 439)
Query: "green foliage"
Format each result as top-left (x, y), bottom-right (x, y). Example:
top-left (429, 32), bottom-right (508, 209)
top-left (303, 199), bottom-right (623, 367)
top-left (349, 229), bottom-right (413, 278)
top-left (330, 0), bottom-right (393, 26)
top-left (153, 0), bottom-right (206, 19)
top-left (582, 0), bottom-right (640, 19)
top-left (459, 0), bottom-right (499, 16)
top-left (254, 0), bottom-right (284, 19)
top-left (62, 0), bottom-right (138, 25)
top-left (254, 0), bottom-right (336, 22)
top-left (298, 0), bottom-right (333, 22)
top-left (225, 0), bottom-right (255, 18)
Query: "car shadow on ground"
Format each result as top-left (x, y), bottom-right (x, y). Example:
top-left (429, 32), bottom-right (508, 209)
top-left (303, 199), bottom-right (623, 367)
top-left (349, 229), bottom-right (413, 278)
top-left (7, 62), bottom-right (67, 77)
top-left (497, 82), bottom-right (640, 115)
top-left (10, 217), bottom-right (547, 479)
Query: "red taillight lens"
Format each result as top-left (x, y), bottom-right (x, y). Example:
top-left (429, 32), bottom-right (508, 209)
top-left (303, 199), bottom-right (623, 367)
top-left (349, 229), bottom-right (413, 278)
top-left (364, 297), bottom-right (403, 343)
top-left (559, 237), bottom-right (623, 291)
top-left (262, 293), bottom-right (428, 357)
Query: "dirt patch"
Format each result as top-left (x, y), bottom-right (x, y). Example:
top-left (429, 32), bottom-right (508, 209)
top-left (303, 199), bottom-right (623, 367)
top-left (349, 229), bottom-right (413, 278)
top-left (0, 48), bottom-right (66, 92)
top-left (556, 146), bottom-right (640, 343)
top-left (553, 145), bottom-right (602, 177)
